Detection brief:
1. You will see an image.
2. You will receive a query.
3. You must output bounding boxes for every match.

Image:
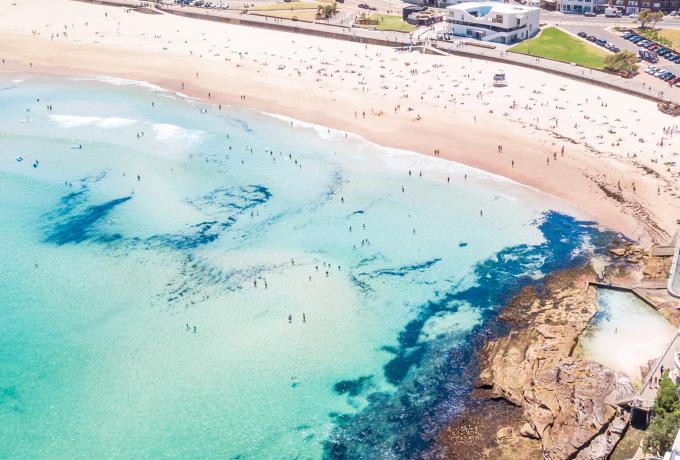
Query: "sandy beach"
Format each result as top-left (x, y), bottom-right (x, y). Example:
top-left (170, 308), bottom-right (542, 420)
top-left (1, 0), bottom-right (679, 243)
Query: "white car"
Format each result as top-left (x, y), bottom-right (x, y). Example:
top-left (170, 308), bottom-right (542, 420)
top-left (629, 13), bottom-right (639, 18)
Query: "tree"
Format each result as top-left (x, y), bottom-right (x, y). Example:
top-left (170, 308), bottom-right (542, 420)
top-left (323, 4), bottom-right (333, 17)
top-left (603, 50), bottom-right (639, 75)
top-left (638, 9), bottom-right (663, 29)
top-left (645, 411), bottom-right (680, 455)
top-left (655, 374), bottom-right (680, 414)
top-left (650, 10), bottom-right (664, 28)
top-left (645, 374), bottom-right (680, 456)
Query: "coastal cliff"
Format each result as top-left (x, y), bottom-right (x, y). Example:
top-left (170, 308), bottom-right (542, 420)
top-left (432, 265), bottom-right (636, 459)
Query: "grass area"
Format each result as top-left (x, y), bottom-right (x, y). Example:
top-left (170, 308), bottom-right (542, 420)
top-left (355, 14), bottom-right (415, 33)
top-left (637, 27), bottom-right (674, 47)
top-left (509, 26), bottom-right (609, 70)
top-left (657, 28), bottom-right (680, 49)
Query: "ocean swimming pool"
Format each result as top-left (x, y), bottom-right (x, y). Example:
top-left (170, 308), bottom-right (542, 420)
top-left (0, 75), bottom-right (617, 458)
top-left (579, 288), bottom-right (676, 380)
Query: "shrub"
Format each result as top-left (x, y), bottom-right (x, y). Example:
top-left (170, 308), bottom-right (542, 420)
top-left (604, 50), bottom-right (639, 75)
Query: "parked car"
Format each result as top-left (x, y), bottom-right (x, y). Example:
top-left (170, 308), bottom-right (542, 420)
top-left (578, 31), bottom-right (587, 38)
top-left (596, 38), bottom-right (607, 46)
top-left (630, 36), bottom-right (643, 42)
top-left (584, 11), bottom-right (597, 17)
top-left (587, 35), bottom-right (597, 42)
top-left (639, 50), bottom-right (658, 63)
top-left (670, 76), bottom-right (680, 85)
top-left (629, 13), bottom-right (639, 18)
top-left (622, 31), bottom-right (632, 38)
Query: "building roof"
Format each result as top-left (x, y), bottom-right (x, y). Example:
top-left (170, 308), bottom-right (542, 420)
top-left (446, 1), bottom-right (539, 14)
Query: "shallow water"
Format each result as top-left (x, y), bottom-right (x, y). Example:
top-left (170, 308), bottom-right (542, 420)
top-left (0, 75), bottom-right (615, 459)
top-left (579, 288), bottom-right (676, 381)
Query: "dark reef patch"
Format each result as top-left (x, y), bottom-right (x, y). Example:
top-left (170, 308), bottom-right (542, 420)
top-left (44, 196), bottom-right (131, 245)
top-left (334, 376), bottom-right (374, 397)
top-left (323, 211), bottom-right (619, 460)
top-left (371, 258), bottom-right (442, 278)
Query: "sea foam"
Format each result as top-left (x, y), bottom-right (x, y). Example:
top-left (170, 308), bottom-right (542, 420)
top-left (152, 123), bottom-right (204, 144)
top-left (50, 115), bottom-right (136, 129)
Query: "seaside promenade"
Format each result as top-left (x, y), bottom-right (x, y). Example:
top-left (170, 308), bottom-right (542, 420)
top-left (77, 0), bottom-right (676, 103)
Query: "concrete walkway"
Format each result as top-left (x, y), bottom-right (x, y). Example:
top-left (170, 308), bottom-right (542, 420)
top-left (632, 330), bottom-right (680, 409)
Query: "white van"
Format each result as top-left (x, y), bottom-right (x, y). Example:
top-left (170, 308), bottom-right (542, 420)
top-left (604, 7), bottom-right (622, 17)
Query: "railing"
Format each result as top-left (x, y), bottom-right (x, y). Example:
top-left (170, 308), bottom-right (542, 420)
top-left (631, 330), bottom-right (680, 408)
top-left (668, 229), bottom-right (680, 298)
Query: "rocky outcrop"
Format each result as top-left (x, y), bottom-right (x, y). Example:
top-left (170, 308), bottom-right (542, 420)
top-left (475, 267), bottom-right (634, 460)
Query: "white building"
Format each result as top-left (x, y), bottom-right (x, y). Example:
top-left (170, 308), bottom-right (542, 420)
top-left (445, 2), bottom-right (540, 44)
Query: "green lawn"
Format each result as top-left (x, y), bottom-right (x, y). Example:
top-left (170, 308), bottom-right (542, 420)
top-left (356, 14), bottom-right (415, 33)
top-left (509, 26), bottom-right (609, 70)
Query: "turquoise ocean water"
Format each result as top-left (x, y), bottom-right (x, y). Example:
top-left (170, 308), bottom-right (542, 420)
top-left (0, 75), bottom-right (616, 459)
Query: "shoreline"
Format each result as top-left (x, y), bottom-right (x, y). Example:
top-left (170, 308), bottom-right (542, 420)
top-left (0, 53), bottom-right (669, 243)
top-left (3, 69), bottom-right (611, 227)
top-left (1, 0), bottom-right (679, 243)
